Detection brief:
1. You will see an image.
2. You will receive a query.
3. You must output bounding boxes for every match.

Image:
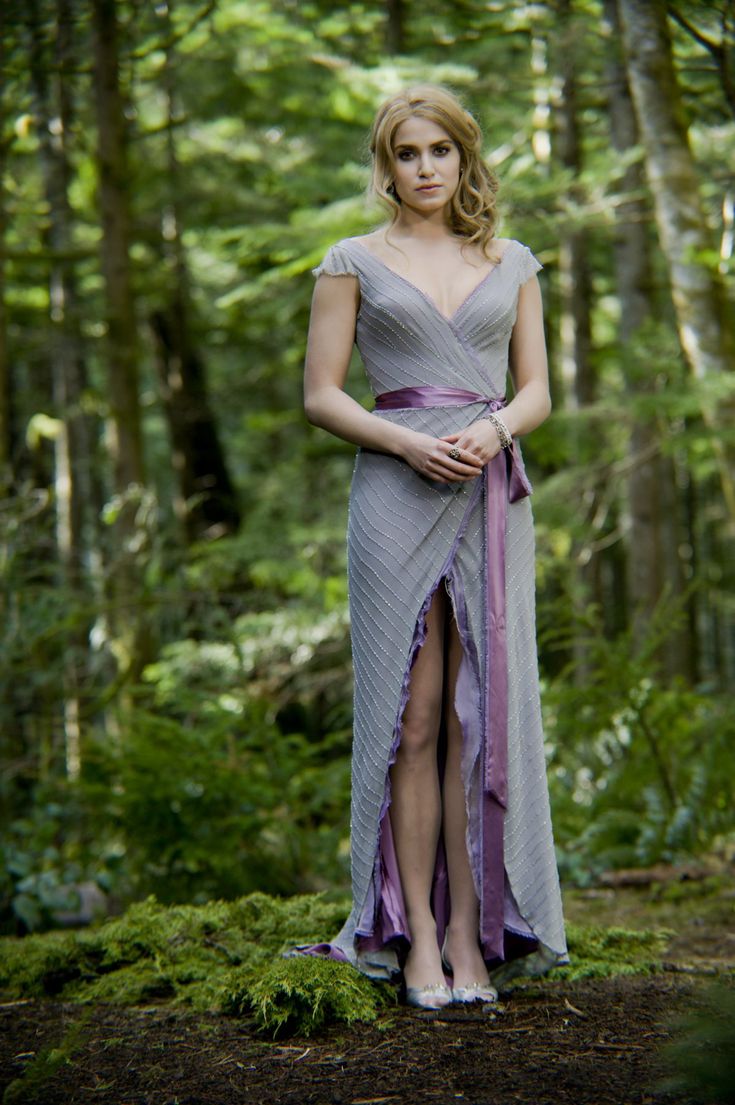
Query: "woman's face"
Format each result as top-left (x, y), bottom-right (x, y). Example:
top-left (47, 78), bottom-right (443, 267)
top-left (390, 115), bottom-right (461, 213)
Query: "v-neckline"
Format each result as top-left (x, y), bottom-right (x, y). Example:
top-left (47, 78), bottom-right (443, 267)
top-left (350, 238), bottom-right (510, 324)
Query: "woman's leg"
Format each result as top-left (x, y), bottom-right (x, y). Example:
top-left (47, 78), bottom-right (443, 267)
top-left (389, 586), bottom-right (447, 990)
top-left (441, 612), bottom-right (492, 989)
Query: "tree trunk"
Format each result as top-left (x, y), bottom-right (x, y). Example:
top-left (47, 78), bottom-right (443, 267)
top-left (556, 0), bottom-right (594, 409)
top-left (91, 0), bottom-right (152, 683)
top-left (91, 0), bottom-right (144, 494)
top-left (0, 4), bottom-right (12, 475)
top-left (151, 2), bottom-right (240, 543)
top-left (385, 0), bottom-right (405, 54)
top-left (27, 0), bottom-right (105, 778)
top-left (617, 0), bottom-right (733, 378)
top-left (617, 0), bottom-right (735, 517)
top-left (151, 311), bottom-right (241, 541)
top-left (553, 0), bottom-right (603, 678)
top-left (604, 0), bottom-right (694, 681)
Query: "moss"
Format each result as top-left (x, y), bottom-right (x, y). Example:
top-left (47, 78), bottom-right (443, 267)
top-left (0, 892), bottom-right (681, 1035)
top-left (0, 893), bottom-right (365, 1032)
top-left (0, 930), bottom-right (84, 999)
top-left (555, 921), bottom-right (674, 980)
top-left (241, 955), bottom-right (392, 1037)
top-left (64, 961), bottom-right (177, 1005)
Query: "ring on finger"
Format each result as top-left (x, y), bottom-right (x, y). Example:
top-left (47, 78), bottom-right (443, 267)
top-left (448, 446), bottom-right (462, 461)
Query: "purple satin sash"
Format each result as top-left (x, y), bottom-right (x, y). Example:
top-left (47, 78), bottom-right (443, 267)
top-left (374, 384), bottom-right (533, 960)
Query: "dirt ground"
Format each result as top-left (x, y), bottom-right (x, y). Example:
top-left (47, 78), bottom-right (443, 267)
top-left (1, 874), bottom-right (733, 1105)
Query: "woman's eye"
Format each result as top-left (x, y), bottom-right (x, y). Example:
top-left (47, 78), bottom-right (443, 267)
top-left (398, 150), bottom-right (415, 160)
top-left (434, 146), bottom-right (450, 156)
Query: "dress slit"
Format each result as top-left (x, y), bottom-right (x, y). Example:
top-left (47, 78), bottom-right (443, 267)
top-left (355, 554), bottom-right (540, 970)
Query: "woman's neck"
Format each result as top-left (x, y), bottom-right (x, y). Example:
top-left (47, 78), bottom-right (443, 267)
top-left (392, 206), bottom-right (454, 241)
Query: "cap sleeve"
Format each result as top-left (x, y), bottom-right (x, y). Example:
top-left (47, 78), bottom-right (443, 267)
top-left (312, 242), bottom-right (359, 279)
top-left (518, 243), bottom-right (543, 285)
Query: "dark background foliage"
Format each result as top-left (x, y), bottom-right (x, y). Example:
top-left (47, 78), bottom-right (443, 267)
top-left (0, 0), bottom-right (733, 933)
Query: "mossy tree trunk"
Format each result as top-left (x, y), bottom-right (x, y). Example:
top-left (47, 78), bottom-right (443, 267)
top-left (91, 0), bottom-right (145, 497)
top-left (617, 0), bottom-right (735, 517)
top-left (92, 0), bottom-right (152, 683)
top-left (603, 0), bottom-right (694, 682)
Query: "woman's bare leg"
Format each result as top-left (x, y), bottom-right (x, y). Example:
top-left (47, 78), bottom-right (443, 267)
top-left (389, 586), bottom-right (447, 991)
top-left (441, 613), bottom-right (492, 989)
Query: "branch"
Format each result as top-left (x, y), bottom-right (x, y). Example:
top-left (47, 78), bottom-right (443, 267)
top-left (668, 5), bottom-right (723, 62)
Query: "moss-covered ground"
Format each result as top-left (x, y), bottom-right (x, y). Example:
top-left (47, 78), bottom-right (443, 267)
top-left (0, 874), bottom-right (733, 1104)
top-left (0, 888), bottom-right (690, 1037)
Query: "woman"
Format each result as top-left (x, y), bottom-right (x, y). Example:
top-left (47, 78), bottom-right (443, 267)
top-left (301, 84), bottom-right (568, 1009)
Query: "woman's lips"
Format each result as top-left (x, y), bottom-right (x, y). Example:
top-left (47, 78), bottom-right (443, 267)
top-left (417, 184), bottom-right (441, 191)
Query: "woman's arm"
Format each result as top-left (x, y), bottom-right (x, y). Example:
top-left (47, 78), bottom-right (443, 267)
top-left (440, 274), bottom-right (551, 462)
top-left (304, 274), bottom-right (483, 484)
top-left (503, 274), bottom-right (552, 435)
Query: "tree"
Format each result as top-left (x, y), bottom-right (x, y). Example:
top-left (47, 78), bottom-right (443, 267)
top-left (603, 0), bottom-right (693, 679)
top-left (618, 0), bottom-right (735, 512)
top-left (91, 0), bottom-right (144, 496)
top-left (149, 0), bottom-right (240, 543)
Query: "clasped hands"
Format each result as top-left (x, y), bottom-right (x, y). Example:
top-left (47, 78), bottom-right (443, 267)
top-left (402, 419), bottom-right (505, 485)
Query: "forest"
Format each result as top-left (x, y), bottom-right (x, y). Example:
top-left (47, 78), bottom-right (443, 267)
top-left (1, 4), bottom-right (735, 1102)
top-left (0, 0), bottom-right (733, 943)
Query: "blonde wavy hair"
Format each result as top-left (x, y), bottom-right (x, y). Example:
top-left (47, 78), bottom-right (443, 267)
top-left (369, 84), bottom-right (500, 258)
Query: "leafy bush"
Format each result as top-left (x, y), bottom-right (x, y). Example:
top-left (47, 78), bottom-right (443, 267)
top-left (543, 606), bottom-right (735, 885)
top-left (658, 983), bottom-right (735, 1104)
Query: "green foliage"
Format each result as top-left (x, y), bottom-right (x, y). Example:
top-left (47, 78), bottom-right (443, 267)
top-left (542, 602), bottom-right (735, 886)
top-left (658, 983), bottom-right (735, 1104)
top-left (557, 922), bottom-right (673, 981)
top-left (0, 891), bottom-right (680, 1037)
top-left (0, 892), bottom-right (396, 1036)
top-left (0, 894), bottom-right (351, 1016)
top-left (240, 955), bottom-right (391, 1037)
top-left (2, 0), bottom-right (734, 933)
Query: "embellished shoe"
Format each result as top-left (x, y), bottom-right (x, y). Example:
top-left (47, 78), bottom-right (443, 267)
top-left (403, 982), bottom-right (453, 1010)
top-left (441, 934), bottom-right (497, 1004)
top-left (450, 981), bottom-right (498, 1004)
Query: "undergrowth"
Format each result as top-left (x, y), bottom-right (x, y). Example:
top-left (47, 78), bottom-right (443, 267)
top-left (0, 892), bottom-right (675, 1036)
top-left (557, 921), bottom-right (674, 980)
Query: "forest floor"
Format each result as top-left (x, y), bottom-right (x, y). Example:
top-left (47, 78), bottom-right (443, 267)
top-left (1, 869), bottom-right (733, 1105)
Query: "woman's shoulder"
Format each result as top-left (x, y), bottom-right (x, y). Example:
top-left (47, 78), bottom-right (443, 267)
top-left (312, 236), bottom-right (367, 279)
top-left (496, 238), bottom-right (543, 280)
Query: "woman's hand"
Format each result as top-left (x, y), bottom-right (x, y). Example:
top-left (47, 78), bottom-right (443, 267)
top-left (440, 419), bottom-right (503, 467)
top-left (400, 430), bottom-right (485, 485)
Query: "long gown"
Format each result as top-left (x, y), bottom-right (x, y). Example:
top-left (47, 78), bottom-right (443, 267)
top-left (303, 235), bottom-right (569, 986)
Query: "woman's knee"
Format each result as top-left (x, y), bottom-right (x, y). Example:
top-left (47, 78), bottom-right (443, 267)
top-left (397, 709), bottom-right (440, 761)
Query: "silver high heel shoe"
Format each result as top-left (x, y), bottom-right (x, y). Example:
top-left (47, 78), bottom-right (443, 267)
top-left (441, 933), bottom-right (498, 1005)
top-left (403, 982), bottom-right (453, 1010)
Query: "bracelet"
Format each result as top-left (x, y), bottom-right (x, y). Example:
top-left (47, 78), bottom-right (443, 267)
top-left (484, 412), bottom-right (513, 450)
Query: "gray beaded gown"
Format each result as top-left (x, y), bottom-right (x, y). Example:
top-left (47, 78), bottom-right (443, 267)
top-left (304, 236), bottom-right (568, 984)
